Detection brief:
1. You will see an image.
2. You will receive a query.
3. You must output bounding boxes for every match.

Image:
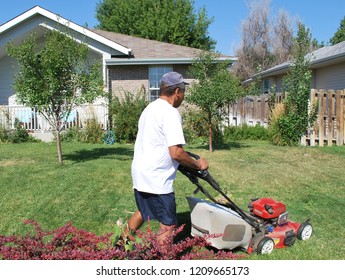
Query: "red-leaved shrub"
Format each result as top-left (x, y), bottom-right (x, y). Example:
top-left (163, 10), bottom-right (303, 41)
top-left (0, 220), bottom-right (239, 260)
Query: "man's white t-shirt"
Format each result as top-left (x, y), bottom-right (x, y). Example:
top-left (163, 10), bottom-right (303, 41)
top-left (131, 98), bottom-right (186, 194)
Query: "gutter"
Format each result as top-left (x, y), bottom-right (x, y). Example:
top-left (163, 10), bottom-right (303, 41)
top-left (105, 57), bottom-right (233, 66)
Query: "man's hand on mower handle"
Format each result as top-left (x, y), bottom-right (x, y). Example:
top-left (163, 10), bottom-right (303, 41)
top-left (196, 157), bottom-right (208, 171)
top-left (169, 145), bottom-right (208, 171)
top-left (185, 151), bottom-right (208, 171)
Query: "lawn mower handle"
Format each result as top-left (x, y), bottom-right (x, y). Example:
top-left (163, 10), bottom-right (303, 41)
top-left (184, 151), bottom-right (222, 192)
top-left (179, 151), bottom-right (261, 230)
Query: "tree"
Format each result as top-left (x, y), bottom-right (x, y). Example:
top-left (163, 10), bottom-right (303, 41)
top-left (233, 0), bottom-right (295, 81)
top-left (270, 23), bottom-right (316, 146)
top-left (7, 30), bottom-right (104, 164)
top-left (330, 16), bottom-right (345, 45)
top-left (187, 52), bottom-right (243, 151)
top-left (95, 0), bottom-right (216, 51)
top-left (272, 9), bottom-right (294, 64)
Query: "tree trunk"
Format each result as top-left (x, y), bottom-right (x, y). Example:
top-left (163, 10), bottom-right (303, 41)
top-left (209, 124), bottom-right (213, 152)
top-left (56, 130), bottom-right (63, 164)
top-left (208, 111), bottom-right (213, 152)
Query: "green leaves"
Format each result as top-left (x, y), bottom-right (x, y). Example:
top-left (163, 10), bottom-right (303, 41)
top-left (109, 90), bottom-right (148, 143)
top-left (6, 29), bottom-right (104, 163)
top-left (186, 51), bottom-right (243, 150)
top-left (330, 16), bottom-right (345, 45)
top-left (273, 23), bottom-right (313, 146)
top-left (7, 30), bottom-right (104, 117)
top-left (95, 0), bottom-right (216, 51)
top-left (187, 52), bottom-right (242, 114)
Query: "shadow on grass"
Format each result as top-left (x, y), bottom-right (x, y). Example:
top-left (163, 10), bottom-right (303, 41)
top-left (63, 141), bottom-right (251, 163)
top-left (64, 146), bottom-right (134, 163)
top-left (190, 141), bottom-right (252, 150)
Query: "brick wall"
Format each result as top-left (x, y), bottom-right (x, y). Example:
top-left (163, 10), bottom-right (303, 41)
top-left (108, 64), bottom-right (192, 99)
top-left (108, 65), bottom-right (148, 98)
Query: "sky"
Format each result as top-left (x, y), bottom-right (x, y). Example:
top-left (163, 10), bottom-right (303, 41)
top-left (0, 0), bottom-right (345, 55)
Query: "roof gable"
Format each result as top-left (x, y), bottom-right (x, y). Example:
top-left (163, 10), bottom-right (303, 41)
top-left (0, 6), bottom-right (131, 58)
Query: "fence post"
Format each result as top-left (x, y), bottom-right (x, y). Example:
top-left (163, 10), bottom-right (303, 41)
top-left (327, 90), bottom-right (334, 146)
top-left (241, 97), bottom-right (245, 125)
top-left (319, 90), bottom-right (325, 146)
top-left (261, 94), bottom-right (267, 126)
top-left (309, 89), bottom-right (316, 146)
top-left (336, 89), bottom-right (345, 145)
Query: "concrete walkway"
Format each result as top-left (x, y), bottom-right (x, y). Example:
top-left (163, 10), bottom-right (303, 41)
top-left (31, 132), bottom-right (54, 142)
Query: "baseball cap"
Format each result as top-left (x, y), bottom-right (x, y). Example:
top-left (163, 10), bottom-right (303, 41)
top-left (159, 72), bottom-right (189, 87)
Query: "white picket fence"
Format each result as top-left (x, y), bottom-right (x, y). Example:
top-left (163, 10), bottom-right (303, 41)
top-left (0, 104), bottom-right (108, 132)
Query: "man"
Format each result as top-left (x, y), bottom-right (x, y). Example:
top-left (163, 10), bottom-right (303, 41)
top-left (125, 71), bottom-right (208, 245)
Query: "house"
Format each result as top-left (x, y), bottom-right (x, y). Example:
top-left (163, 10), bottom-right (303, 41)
top-left (242, 41), bottom-right (345, 93)
top-left (232, 43), bottom-right (345, 146)
top-left (0, 6), bottom-right (234, 140)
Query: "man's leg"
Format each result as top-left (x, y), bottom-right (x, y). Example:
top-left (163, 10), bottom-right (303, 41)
top-left (157, 223), bottom-right (175, 246)
top-left (125, 210), bottom-right (144, 237)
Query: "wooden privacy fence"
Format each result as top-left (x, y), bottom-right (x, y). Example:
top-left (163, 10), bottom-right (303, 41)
top-left (227, 93), bottom-right (284, 127)
top-left (302, 89), bottom-right (345, 146)
top-left (227, 89), bottom-right (345, 146)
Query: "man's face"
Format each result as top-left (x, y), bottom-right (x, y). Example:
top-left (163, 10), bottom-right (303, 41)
top-left (173, 86), bottom-right (185, 108)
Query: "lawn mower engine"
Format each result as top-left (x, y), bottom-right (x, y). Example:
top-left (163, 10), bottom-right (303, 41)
top-left (248, 197), bottom-right (312, 250)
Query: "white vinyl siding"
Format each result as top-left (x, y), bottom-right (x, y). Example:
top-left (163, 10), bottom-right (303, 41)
top-left (313, 62), bottom-right (345, 90)
top-left (0, 56), bottom-right (16, 105)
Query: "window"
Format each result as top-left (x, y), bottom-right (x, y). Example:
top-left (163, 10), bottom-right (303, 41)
top-left (263, 79), bottom-right (270, 94)
top-left (149, 66), bottom-right (173, 101)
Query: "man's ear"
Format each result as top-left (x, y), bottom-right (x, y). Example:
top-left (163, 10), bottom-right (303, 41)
top-left (176, 87), bottom-right (184, 95)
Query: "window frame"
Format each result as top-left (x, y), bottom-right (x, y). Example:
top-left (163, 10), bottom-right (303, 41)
top-left (148, 66), bottom-right (173, 102)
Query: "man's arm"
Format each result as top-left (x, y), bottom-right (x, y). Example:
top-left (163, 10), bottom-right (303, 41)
top-left (169, 145), bottom-right (208, 170)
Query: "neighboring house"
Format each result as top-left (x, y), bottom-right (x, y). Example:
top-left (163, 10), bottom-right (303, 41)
top-left (232, 43), bottom-right (345, 146)
top-left (0, 6), bottom-right (234, 137)
top-left (242, 41), bottom-right (345, 93)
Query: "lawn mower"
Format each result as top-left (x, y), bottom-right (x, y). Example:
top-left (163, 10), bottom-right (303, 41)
top-left (178, 152), bottom-right (313, 254)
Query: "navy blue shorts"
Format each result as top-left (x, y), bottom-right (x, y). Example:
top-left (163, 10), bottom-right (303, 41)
top-left (134, 189), bottom-right (178, 226)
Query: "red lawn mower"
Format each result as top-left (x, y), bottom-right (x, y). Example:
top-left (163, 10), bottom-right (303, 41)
top-left (178, 152), bottom-right (313, 254)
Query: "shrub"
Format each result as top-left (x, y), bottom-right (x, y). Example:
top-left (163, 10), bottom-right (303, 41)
top-left (109, 90), bottom-right (148, 143)
top-left (182, 108), bottom-right (224, 146)
top-left (61, 118), bottom-right (105, 144)
top-left (0, 119), bottom-right (38, 143)
top-left (0, 220), bottom-right (239, 260)
top-left (268, 103), bottom-right (287, 145)
top-left (61, 126), bottom-right (83, 143)
top-left (224, 124), bottom-right (269, 141)
top-left (0, 124), bottom-right (7, 143)
top-left (82, 118), bottom-right (104, 144)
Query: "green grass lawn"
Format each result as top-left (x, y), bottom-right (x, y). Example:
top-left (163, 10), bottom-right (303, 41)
top-left (1, 140), bottom-right (344, 260)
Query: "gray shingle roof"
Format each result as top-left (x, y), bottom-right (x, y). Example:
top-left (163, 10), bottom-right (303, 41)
top-left (243, 41), bottom-right (345, 84)
top-left (307, 40), bottom-right (345, 63)
top-left (92, 29), bottom-right (233, 60)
